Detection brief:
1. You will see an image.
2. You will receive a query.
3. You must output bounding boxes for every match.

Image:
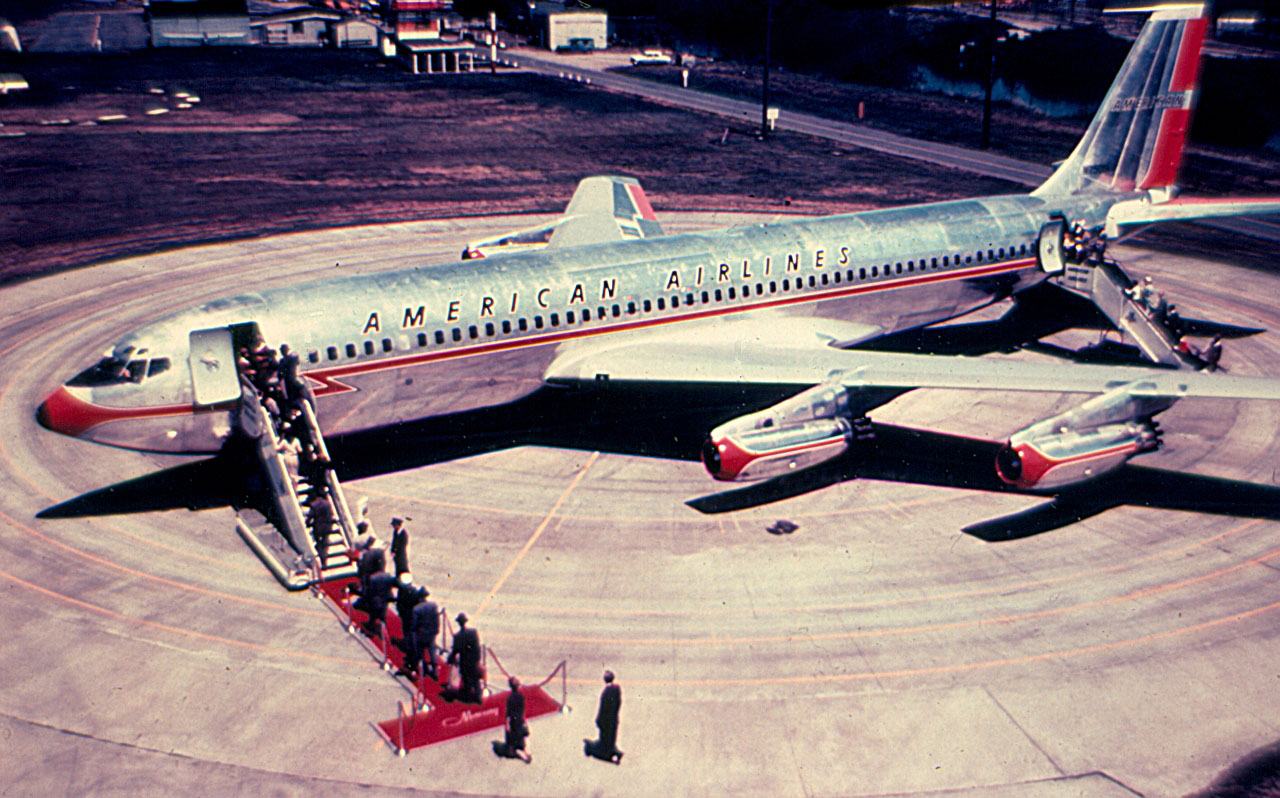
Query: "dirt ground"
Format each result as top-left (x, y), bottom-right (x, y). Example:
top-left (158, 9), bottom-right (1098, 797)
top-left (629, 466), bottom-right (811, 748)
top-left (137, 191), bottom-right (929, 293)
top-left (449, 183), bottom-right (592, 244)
top-left (1, 47), bottom-right (1277, 285)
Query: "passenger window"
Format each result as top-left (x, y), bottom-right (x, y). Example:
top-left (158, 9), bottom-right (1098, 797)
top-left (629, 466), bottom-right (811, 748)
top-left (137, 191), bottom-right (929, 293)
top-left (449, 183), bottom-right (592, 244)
top-left (597, 306), bottom-right (605, 319)
top-left (627, 302), bottom-right (636, 314)
top-left (364, 341), bottom-right (374, 355)
top-left (147, 357), bottom-right (171, 377)
top-left (435, 330), bottom-right (445, 345)
top-left (485, 322), bottom-right (495, 336)
top-left (416, 333), bottom-right (427, 347)
top-left (657, 298), bottom-right (665, 310)
top-left (518, 318), bottom-right (528, 331)
top-left (965, 255), bottom-right (973, 264)
top-left (998, 247), bottom-right (1005, 258)
top-left (942, 256), bottom-right (949, 267)
top-left (502, 320), bottom-right (511, 334)
top-left (895, 263), bottom-right (902, 274)
top-left (308, 350), bottom-right (320, 364)
top-left (566, 311), bottom-right (575, 324)
top-left (643, 299), bottom-right (651, 312)
top-left (859, 268), bottom-right (866, 279)
top-left (727, 287), bottom-right (736, 299)
top-left (931, 258), bottom-right (938, 269)
top-left (468, 325), bottom-right (478, 340)
top-left (452, 328), bottom-right (462, 342)
top-left (549, 313), bottom-right (558, 327)
top-left (583, 308), bottom-right (592, 321)
top-left (327, 346), bottom-right (338, 361)
top-left (976, 251), bottom-right (983, 262)
top-left (534, 316), bottom-right (543, 329)
top-left (382, 338), bottom-right (392, 352)
top-left (701, 291), bottom-right (709, 304)
top-left (833, 272), bottom-right (841, 284)
top-left (671, 295), bottom-right (679, 308)
top-left (770, 281), bottom-right (777, 293)
top-left (685, 292), bottom-right (694, 305)
top-left (346, 343), bottom-right (357, 358)
top-left (612, 304), bottom-right (621, 317)
top-left (782, 279), bottom-right (790, 290)
top-left (714, 289), bottom-right (723, 301)
top-left (821, 273), bottom-right (829, 285)
top-left (907, 260), bottom-right (914, 271)
top-left (988, 249), bottom-right (995, 260)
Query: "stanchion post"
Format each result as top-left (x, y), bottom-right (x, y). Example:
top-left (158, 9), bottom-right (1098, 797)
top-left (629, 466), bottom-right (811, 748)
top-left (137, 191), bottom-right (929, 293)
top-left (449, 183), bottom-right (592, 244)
top-left (381, 623), bottom-right (392, 670)
top-left (397, 700), bottom-right (407, 757)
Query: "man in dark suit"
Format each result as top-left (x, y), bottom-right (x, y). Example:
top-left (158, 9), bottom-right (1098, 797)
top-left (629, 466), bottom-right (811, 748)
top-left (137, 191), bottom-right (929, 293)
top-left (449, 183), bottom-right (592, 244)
top-left (585, 669), bottom-right (623, 763)
top-left (408, 589), bottom-right (440, 680)
top-left (389, 517), bottom-right (411, 579)
top-left (448, 612), bottom-right (483, 703)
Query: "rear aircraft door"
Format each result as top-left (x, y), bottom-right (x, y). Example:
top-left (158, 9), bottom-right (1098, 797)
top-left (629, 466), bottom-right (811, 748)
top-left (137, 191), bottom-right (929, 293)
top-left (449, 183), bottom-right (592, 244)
top-left (1038, 220), bottom-right (1066, 274)
top-left (188, 327), bottom-right (241, 406)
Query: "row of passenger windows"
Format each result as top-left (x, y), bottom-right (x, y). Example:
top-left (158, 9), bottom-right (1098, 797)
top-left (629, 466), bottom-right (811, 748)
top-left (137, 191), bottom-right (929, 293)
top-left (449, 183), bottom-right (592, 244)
top-left (303, 243), bottom-right (1032, 364)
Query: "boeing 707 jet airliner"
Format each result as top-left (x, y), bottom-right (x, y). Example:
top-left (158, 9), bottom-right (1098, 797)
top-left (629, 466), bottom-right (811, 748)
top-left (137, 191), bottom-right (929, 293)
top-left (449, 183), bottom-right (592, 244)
top-left (37, 4), bottom-right (1280, 512)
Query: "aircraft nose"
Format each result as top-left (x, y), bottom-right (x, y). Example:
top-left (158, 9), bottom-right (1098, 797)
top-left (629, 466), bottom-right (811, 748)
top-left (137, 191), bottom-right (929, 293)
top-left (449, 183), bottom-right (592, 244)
top-left (37, 385), bottom-right (95, 438)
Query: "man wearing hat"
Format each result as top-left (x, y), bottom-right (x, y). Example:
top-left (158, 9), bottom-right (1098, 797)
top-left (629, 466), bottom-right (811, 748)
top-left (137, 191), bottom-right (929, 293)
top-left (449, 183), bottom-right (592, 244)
top-left (389, 517), bottom-right (411, 579)
top-left (448, 612), bottom-right (483, 704)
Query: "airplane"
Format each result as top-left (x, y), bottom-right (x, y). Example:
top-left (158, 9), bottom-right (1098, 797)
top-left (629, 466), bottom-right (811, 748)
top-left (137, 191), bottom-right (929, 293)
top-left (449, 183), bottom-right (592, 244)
top-left (35, 4), bottom-right (1280, 522)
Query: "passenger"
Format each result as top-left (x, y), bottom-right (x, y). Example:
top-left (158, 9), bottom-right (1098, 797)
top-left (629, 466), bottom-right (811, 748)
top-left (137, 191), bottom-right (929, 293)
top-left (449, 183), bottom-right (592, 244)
top-left (585, 669), bottom-right (623, 763)
top-left (1203, 335), bottom-right (1223, 371)
top-left (389, 517), bottom-right (411, 579)
top-left (394, 572), bottom-right (421, 650)
top-left (354, 534), bottom-right (386, 597)
top-left (408, 587), bottom-right (440, 680)
top-left (364, 569), bottom-right (396, 639)
top-left (277, 343), bottom-right (302, 403)
top-left (495, 676), bottom-right (531, 762)
top-left (306, 493), bottom-right (334, 569)
top-left (1153, 292), bottom-right (1169, 324)
top-left (447, 612), bottom-right (483, 704)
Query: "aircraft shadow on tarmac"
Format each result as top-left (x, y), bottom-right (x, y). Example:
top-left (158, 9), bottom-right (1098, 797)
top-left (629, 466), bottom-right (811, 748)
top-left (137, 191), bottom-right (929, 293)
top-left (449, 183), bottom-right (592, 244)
top-left (36, 385), bottom-right (1280, 541)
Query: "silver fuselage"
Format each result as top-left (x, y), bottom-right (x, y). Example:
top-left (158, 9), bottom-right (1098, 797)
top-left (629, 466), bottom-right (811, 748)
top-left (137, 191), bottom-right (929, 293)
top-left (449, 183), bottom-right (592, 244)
top-left (48, 192), bottom-right (1117, 452)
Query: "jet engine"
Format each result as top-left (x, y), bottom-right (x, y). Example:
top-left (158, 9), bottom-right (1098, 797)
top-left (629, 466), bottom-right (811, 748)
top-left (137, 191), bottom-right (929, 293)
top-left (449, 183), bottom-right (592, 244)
top-left (995, 381), bottom-right (1171, 490)
top-left (702, 377), bottom-right (869, 482)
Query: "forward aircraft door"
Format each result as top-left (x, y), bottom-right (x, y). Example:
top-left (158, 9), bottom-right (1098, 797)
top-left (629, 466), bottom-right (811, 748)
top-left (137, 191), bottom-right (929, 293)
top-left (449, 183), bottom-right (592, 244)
top-left (1038, 220), bottom-right (1065, 274)
top-left (188, 327), bottom-right (241, 406)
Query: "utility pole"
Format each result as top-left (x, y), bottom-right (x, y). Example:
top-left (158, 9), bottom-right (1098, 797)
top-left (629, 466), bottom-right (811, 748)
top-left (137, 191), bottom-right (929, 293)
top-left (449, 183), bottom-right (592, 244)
top-left (981, 0), bottom-right (996, 149)
top-left (761, 0), bottom-right (772, 140)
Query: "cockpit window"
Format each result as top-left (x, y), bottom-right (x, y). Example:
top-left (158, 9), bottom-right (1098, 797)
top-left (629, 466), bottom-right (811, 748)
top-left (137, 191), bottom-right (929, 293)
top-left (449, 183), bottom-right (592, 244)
top-left (68, 355), bottom-right (166, 387)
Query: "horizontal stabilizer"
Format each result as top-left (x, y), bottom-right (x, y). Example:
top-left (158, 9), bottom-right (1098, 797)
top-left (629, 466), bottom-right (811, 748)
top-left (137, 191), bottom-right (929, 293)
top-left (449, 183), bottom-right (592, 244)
top-left (1106, 195), bottom-right (1280, 236)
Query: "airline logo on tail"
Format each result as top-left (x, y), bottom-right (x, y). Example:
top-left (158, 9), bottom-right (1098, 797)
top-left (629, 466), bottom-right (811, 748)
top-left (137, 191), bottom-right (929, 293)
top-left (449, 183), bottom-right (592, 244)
top-left (1036, 4), bottom-right (1207, 197)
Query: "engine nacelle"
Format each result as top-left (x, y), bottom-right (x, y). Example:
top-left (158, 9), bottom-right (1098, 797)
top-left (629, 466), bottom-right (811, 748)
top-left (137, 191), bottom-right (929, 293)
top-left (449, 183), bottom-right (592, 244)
top-left (995, 381), bottom-right (1170, 490)
top-left (702, 379), bottom-right (857, 482)
top-left (995, 421), bottom-right (1160, 490)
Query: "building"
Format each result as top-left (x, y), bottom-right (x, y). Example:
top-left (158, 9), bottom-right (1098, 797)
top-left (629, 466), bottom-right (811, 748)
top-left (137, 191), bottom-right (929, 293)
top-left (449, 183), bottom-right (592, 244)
top-left (531, 2), bottom-right (606, 51)
top-left (250, 8), bottom-right (341, 46)
top-left (330, 16), bottom-right (379, 48)
top-left (148, 0), bottom-right (251, 47)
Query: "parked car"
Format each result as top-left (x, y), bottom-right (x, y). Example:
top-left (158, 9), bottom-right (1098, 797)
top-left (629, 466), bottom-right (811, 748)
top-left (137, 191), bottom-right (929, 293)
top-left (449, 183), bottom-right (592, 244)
top-left (630, 49), bottom-right (672, 65)
top-left (556, 38), bottom-right (594, 53)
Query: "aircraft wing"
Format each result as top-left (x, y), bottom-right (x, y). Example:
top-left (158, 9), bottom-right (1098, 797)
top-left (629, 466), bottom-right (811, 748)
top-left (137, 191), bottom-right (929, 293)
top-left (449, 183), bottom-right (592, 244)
top-left (545, 336), bottom-right (1280, 401)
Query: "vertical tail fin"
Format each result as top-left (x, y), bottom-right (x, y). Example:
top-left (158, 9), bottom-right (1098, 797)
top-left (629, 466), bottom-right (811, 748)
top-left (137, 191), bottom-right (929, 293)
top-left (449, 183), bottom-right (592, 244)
top-left (1034, 4), bottom-right (1208, 198)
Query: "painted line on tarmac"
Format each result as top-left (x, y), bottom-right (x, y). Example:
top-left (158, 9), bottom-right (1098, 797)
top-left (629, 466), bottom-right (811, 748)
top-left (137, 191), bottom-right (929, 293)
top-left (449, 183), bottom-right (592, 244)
top-left (473, 451), bottom-right (600, 619)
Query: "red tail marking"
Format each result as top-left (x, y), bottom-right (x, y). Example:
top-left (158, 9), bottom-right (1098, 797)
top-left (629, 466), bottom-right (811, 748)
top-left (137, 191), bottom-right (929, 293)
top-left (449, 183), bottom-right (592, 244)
top-left (626, 183), bottom-right (657, 221)
top-left (1139, 107), bottom-right (1191, 190)
top-left (1170, 17), bottom-right (1207, 93)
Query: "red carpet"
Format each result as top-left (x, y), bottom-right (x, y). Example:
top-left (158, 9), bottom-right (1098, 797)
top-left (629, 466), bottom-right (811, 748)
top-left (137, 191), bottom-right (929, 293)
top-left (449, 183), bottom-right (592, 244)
top-left (317, 576), bottom-right (563, 751)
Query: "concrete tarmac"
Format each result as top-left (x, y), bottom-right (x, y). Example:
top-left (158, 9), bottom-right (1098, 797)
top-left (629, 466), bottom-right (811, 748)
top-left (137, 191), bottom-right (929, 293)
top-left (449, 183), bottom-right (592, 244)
top-left (2, 214), bottom-right (1279, 797)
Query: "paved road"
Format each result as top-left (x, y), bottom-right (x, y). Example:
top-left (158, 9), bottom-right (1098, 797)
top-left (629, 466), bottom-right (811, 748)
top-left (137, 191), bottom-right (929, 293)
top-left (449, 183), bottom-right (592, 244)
top-left (3, 214), bottom-right (1280, 796)
top-left (509, 49), bottom-right (1280, 244)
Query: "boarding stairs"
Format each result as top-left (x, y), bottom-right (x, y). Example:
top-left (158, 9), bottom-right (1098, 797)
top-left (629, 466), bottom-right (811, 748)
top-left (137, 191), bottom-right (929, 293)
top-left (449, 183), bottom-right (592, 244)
top-left (234, 377), bottom-right (360, 587)
top-left (1050, 252), bottom-right (1197, 368)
